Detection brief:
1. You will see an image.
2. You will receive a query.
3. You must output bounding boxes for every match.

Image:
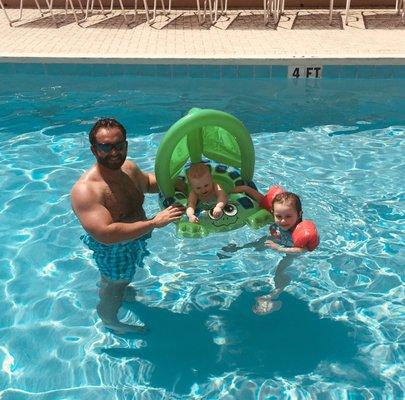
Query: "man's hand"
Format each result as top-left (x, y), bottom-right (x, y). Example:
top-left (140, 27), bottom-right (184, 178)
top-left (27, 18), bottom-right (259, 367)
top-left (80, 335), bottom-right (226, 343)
top-left (152, 205), bottom-right (185, 228)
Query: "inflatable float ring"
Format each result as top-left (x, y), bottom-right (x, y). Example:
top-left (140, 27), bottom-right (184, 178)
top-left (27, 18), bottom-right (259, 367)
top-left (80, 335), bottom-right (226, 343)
top-left (155, 108), bottom-right (273, 238)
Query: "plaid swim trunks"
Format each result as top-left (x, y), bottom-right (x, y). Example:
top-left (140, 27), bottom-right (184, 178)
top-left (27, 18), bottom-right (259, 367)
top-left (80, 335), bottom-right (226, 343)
top-left (81, 234), bottom-right (150, 281)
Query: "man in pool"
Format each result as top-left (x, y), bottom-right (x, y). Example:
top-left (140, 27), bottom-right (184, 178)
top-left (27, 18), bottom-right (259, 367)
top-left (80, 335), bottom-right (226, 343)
top-left (71, 118), bottom-right (185, 334)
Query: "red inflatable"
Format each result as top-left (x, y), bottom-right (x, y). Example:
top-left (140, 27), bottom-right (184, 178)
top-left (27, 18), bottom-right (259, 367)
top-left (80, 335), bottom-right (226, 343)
top-left (259, 185), bottom-right (285, 212)
top-left (292, 220), bottom-right (319, 251)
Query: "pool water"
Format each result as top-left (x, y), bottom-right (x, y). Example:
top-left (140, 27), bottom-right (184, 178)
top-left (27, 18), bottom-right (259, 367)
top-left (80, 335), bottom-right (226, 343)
top-left (0, 69), bottom-right (404, 399)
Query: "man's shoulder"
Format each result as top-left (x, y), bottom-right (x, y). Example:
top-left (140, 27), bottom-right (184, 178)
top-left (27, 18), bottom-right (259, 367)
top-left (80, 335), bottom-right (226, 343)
top-left (123, 160), bottom-right (145, 181)
top-left (71, 168), bottom-right (103, 199)
top-left (122, 159), bottom-right (139, 173)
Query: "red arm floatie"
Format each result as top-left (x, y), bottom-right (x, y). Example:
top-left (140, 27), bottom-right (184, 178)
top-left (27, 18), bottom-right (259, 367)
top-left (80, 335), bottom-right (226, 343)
top-left (292, 220), bottom-right (320, 251)
top-left (259, 185), bottom-right (284, 212)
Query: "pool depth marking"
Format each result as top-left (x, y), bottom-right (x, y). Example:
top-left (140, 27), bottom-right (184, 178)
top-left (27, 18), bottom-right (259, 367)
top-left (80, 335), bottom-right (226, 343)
top-left (288, 66), bottom-right (323, 79)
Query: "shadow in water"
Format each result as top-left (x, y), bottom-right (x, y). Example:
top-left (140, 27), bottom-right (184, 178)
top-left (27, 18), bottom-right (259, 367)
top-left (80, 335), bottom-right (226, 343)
top-left (101, 291), bottom-right (357, 393)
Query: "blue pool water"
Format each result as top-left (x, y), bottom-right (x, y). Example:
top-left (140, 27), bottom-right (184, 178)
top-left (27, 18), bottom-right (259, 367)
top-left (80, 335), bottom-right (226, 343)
top-left (0, 66), bottom-right (404, 399)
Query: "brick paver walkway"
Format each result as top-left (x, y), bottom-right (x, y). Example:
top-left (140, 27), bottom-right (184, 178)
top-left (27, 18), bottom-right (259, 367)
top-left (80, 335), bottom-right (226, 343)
top-left (0, 8), bottom-right (404, 62)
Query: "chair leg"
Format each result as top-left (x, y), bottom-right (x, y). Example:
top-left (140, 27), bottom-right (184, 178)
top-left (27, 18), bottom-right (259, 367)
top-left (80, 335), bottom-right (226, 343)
top-left (196, 0), bottom-right (203, 24)
top-left (0, 0), bottom-right (23, 26)
top-left (42, 0), bottom-right (60, 27)
top-left (345, 0), bottom-right (351, 25)
top-left (143, 0), bottom-right (152, 24)
top-left (329, 0), bottom-right (333, 25)
top-left (70, 0), bottom-right (90, 25)
top-left (213, 0), bottom-right (218, 23)
top-left (143, 0), bottom-right (158, 25)
top-left (273, 0), bottom-right (280, 24)
top-left (208, 0), bottom-right (213, 24)
top-left (263, 0), bottom-right (268, 24)
top-left (117, 0), bottom-right (131, 26)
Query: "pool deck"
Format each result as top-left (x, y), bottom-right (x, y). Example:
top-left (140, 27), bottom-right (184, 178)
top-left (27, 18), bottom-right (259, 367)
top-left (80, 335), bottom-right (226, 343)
top-left (0, 7), bottom-right (404, 64)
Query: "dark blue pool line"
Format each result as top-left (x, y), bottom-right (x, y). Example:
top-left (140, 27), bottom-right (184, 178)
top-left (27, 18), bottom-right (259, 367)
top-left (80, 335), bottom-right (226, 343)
top-left (0, 63), bottom-right (404, 79)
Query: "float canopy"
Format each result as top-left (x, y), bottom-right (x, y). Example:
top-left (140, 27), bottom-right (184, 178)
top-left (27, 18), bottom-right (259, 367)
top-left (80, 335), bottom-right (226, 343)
top-left (155, 108), bottom-right (255, 198)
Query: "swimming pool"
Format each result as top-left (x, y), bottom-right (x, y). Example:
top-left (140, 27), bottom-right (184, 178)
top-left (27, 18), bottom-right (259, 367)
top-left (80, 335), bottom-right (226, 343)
top-left (0, 63), bottom-right (404, 399)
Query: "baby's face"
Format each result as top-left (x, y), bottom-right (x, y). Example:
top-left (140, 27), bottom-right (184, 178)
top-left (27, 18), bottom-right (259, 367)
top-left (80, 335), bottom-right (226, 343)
top-left (189, 173), bottom-right (214, 197)
top-left (273, 201), bottom-right (300, 230)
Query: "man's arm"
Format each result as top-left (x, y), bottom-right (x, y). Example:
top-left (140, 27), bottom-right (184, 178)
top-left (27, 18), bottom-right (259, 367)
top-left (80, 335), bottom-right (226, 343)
top-left (71, 182), bottom-right (183, 244)
top-left (143, 171), bottom-right (159, 193)
top-left (127, 161), bottom-right (159, 193)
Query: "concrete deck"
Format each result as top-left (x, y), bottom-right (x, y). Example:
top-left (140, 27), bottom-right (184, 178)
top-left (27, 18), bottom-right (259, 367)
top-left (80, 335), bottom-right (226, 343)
top-left (0, 8), bottom-right (404, 63)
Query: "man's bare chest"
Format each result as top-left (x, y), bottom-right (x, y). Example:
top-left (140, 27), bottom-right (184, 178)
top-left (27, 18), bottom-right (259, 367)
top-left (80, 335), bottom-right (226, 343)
top-left (102, 179), bottom-right (144, 221)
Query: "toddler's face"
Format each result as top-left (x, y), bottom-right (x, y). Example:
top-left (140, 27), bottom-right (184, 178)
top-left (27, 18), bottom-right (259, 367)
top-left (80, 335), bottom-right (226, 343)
top-left (189, 173), bottom-right (214, 197)
top-left (273, 201), bottom-right (300, 230)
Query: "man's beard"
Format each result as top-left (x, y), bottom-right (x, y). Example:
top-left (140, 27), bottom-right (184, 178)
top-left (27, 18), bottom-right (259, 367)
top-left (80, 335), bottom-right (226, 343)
top-left (96, 153), bottom-right (126, 170)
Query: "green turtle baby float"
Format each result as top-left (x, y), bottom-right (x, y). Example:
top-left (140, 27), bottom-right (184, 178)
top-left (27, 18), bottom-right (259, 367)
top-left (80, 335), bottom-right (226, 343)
top-left (155, 108), bottom-right (273, 238)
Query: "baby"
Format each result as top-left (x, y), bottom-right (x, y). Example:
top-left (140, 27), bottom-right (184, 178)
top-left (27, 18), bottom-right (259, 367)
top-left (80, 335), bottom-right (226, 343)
top-left (186, 163), bottom-right (227, 223)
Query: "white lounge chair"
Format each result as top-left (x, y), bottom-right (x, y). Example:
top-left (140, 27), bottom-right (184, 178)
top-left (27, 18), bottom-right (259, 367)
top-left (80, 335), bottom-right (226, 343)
top-left (264, 0), bottom-right (281, 24)
top-left (344, 1), bottom-right (404, 25)
top-left (73, 0), bottom-right (167, 27)
top-left (279, 0), bottom-right (351, 25)
top-left (211, 0), bottom-right (280, 25)
top-left (0, 0), bottom-right (82, 26)
top-left (196, 0), bottom-right (214, 25)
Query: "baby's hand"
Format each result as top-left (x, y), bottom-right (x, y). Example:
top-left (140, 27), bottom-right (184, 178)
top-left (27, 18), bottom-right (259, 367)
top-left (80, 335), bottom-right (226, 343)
top-left (212, 206), bottom-right (223, 218)
top-left (189, 215), bottom-right (199, 223)
top-left (265, 240), bottom-right (282, 252)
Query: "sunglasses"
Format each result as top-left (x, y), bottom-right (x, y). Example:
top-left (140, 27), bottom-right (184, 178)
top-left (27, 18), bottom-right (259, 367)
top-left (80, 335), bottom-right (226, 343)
top-left (94, 140), bottom-right (127, 153)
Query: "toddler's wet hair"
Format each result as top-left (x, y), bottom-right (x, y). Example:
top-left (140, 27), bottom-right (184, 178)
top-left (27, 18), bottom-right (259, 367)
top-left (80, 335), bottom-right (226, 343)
top-left (273, 192), bottom-right (302, 214)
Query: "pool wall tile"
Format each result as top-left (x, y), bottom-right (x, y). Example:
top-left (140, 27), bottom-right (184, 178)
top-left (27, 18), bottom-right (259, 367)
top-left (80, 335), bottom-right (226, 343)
top-left (356, 65), bottom-right (375, 79)
top-left (137, 64), bottom-right (158, 77)
top-left (189, 65), bottom-right (204, 78)
top-left (156, 64), bottom-right (172, 78)
top-left (374, 66), bottom-right (393, 79)
top-left (221, 65), bottom-right (238, 78)
top-left (271, 65), bottom-right (287, 78)
top-left (323, 65), bottom-right (341, 78)
top-left (339, 65), bottom-right (358, 79)
top-left (109, 64), bottom-right (125, 76)
top-left (391, 65), bottom-right (405, 78)
top-left (204, 65), bottom-right (221, 79)
top-left (0, 63), bottom-right (16, 74)
top-left (121, 64), bottom-right (142, 76)
top-left (89, 63), bottom-right (114, 76)
top-left (238, 65), bottom-right (254, 78)
top-left (253, 65), bottom-right (271, 79)
top-left (172, 64), bottom-right (189, 78)
top-left (0, 62), bottom-right (404, 79)
top-left (14, 63), bottom-right (45, 75)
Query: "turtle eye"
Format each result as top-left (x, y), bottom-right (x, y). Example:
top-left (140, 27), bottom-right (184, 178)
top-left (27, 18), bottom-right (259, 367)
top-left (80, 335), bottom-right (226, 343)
top-left (223, 204), bottom-right (237, 217)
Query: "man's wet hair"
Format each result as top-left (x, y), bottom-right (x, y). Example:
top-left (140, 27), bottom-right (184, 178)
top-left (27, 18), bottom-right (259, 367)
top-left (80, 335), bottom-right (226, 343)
top-left (89, 118), bottom-right (127, 145)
